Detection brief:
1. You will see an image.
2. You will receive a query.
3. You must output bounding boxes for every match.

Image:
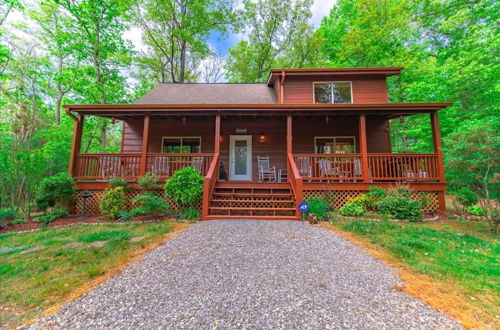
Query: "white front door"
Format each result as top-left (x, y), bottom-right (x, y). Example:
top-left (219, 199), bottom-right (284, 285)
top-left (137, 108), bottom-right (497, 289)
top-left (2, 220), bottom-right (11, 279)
top-left (229, 135), bottom-right (252, 181)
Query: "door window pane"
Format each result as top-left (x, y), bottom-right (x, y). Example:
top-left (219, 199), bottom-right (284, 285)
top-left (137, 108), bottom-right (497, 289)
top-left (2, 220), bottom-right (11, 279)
top-left (234, 140), bottom-right (248, 175)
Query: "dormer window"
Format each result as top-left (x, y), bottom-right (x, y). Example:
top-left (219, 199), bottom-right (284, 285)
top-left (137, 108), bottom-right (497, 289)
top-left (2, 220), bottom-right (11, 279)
top-left (313, 82), bottom-right (352, 104)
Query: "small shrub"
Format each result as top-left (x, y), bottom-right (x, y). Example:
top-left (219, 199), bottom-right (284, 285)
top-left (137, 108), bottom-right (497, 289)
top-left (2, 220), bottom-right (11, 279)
top-left (36, 173), bottom-right (76, 211)
top-left (306, 198), bottom-right (329, 220)
top-left (34, 214), bottom-right (56, 224)
top-left (11, 218), bottom-right (27, 225)
top-left (377, 195), bottom-right (423, 222)
top-left (466, 205), bottom-right (486, 216)
top-left (99, 186), bottom-right (127, 219)
top-left (387, 184), bottom-right (412, 198)
top-left (138, 173), bottom-right (160, 189)
top-left (181, 208), bottom-right (200, 221)
top-left (348, 194), bottom-right (371, 208)
top-left (51, 208), bottom-right (69, 219)
top-left (117, 210), bottom-right (133, 222)
top-left (366, 186), bottom-right (387, 209)
top-left (454, 188), bottom-right (478, 210)
top-left (109, 177), bottom-right (129, 190)
top-left (131, 194), bottom-right (169, 216)
top-left (0, 209), bottom-right (18, 228)
top-left (340, 202), bottom-right (366, 217)
top-left (165, 167), bottom-right (204, 208)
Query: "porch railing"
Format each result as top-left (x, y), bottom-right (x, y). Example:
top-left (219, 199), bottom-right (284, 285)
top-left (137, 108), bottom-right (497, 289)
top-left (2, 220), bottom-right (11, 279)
top-left (74, 153), bottom-right (213, 181)
top-left (291, 153), bottom-right (439, 182)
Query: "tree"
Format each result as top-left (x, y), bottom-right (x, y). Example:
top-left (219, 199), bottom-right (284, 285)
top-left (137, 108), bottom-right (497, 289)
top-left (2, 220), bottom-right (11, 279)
top-left (226, 0), bottom-right (321, 82)
top-left (132, 0), bottom-right (238, 83)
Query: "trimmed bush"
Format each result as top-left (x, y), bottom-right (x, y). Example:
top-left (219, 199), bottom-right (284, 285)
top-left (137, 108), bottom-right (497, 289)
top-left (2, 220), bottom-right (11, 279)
top-left (109, 177), bottom-right (129, 190)
top-left (366, 186), bottom-right (387, 209)
top-left (377, 195), bottom-right (423, 222)
top-left (0, 209), bottom-right (18, 228)
top-left (306, 197), bottom-right (329, 220)
top-left (340, 202), bottom-right (366, 217)
top-left (34, 214), bottom-right (56, 224)
top-left (117, 210), bottom-right (133, 222)
top-left (36, 173), bottom-right (76, 211)
top-left (181, 208), bottom-right (200, 221)
top-left (138, 173), bottom-right (160, 189)
top-left (165, 167), bottom-right (204, 208)
top-left (99, 187), bottom-right (127, 219)
top-left (131, 194), bottom-right (169, 216)
top-left (466, 205), bottom-right (486, 216)
top-left (454, 188), bottom-right (478, 210)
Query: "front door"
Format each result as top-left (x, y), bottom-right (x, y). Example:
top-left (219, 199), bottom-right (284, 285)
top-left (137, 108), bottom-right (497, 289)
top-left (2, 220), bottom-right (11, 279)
top-left (229, 135), bottom-right (252, 181)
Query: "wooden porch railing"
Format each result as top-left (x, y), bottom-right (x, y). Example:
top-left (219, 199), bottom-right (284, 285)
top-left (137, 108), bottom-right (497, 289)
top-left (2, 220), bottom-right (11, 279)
top-left (287, 153), bottom-right (302, 218)
top-left (202, 153), bottom-right (219, 218)
top-left (74, 153), bottom-right (213, 180)
top-left (292, 153), bottom-right (440, 182)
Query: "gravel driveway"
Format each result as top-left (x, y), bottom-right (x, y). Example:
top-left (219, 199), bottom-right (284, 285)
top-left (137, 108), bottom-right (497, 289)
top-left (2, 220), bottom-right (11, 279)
top-left (31, 220), bottom-right (461, 329)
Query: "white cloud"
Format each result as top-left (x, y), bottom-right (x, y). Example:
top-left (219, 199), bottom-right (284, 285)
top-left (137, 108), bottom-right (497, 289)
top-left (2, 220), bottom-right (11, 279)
top-left (310, 0), bottom-right (337, 27)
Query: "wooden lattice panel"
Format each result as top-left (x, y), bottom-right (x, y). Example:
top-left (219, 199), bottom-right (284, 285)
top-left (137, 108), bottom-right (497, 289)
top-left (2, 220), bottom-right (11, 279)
top-left (73, 189), bottom-right (201, 216)
top-left (302, 190), bottom-right (439, 212)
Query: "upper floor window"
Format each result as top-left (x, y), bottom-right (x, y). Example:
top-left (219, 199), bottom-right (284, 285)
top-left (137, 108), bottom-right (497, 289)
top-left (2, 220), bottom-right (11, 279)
top-left (313, 82), bottom-right (352, 104)
top-left (162, 137), bottom-right (201, 153)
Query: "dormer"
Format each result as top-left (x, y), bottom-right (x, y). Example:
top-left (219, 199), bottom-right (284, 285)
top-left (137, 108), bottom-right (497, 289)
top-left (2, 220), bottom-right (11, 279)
top-left (267, 67), bottom-right (403, 104)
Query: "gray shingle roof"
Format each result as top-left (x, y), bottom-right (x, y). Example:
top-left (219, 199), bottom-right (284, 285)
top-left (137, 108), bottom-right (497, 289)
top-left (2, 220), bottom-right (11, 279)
top-left (135, 83), bottom-right (277, 104)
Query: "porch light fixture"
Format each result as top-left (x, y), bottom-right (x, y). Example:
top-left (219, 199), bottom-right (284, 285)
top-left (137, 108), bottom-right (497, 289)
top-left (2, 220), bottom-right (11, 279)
top-left (258, 133), bottom-right (266, 143)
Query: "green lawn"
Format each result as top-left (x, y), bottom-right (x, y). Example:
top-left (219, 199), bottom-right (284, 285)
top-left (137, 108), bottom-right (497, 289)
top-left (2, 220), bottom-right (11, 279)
top-left (0, 221), bottom-right (178, 327)
top-left (332, 219), bottom-right (499, 324)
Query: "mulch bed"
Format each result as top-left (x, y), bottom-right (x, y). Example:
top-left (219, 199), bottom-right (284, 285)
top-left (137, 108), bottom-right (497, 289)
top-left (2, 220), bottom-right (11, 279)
top-left (0, 215), bottom-right (175, 234)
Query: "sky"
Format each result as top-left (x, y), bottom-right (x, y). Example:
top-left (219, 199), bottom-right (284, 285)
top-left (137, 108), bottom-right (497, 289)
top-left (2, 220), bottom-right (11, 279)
top-left (124, 0), bottom-right (337, 55)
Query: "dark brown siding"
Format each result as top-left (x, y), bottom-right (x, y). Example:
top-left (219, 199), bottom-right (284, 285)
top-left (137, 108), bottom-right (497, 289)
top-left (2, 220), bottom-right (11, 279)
top-left (283, 75), bottom-right (388, 104)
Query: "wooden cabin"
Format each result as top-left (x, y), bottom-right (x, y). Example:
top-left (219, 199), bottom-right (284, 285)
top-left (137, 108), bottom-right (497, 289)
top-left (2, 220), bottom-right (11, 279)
top-left (66, 67), bottom-right (449, 219)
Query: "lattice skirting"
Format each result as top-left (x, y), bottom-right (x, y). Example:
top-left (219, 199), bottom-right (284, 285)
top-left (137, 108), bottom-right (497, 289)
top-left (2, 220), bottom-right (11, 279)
top-left (73, 189), bottom-right (201, 216)
top-left (302, 190), bottom-right (439, 212)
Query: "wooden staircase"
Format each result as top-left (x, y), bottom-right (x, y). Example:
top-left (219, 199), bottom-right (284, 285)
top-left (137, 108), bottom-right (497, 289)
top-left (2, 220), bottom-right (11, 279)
top-left (205, 182), bottom-right (299, 220)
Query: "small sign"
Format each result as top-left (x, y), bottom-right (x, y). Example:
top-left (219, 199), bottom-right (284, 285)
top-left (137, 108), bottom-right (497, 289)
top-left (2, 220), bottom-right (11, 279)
top-left (235, 128), bottom-right (247, 134)
top-left (298, 201), bottom-right (309, 213)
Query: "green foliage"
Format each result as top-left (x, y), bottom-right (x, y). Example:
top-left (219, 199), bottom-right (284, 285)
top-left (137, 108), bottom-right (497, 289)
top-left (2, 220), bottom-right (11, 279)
top-left (377, 195), bottom-right (423, 222)
top-left (99, 187), bottom-right (127, 219)
top-left (340, 202), bottom-right (365, 217)
top-left (34, 214), bottom-right (56, 224)
top-left (165, 167), bottom-right (204, 208)
top-left (11, 218), bottom-right (27, 225)
top-left (137, 173), bottom-right (159, 189)
top-left (36, 173), bottom-right (76, 211)
top-left (454, 188), bottom-right (479, 209)
top-left (180, 208), bottom-right (200, 221)
top-left (51, 208), bottom-right (69, 219)
top-left (116, 210), bottom-right (133, 222)
top-left (306, 197), bottom-right (329, 220)
top-left (78, 230), bottom-right (131, 243)
top-left (0, 209), bottom-right (18, 227)
top-left (466, 206), bottom-right (486, 217)
top-left (109, 177), bottom-right (129, 190)
top-left (131, 193), bottom-right (169, 216)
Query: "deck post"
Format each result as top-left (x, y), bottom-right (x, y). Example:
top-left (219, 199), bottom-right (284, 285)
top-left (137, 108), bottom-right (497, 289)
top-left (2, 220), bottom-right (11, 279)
top-left (139, 114), bottom-right (150, 176)
top-left (214, 114), bottom-right (221, 154)
top-left (287, 115), bottom-right (292, 180)
top-left (430, 111), bottom-right (446, 210)
top-left (358, 114), bottom-right (369, 182)
top-left (68, 114), bottom-right (84, 176)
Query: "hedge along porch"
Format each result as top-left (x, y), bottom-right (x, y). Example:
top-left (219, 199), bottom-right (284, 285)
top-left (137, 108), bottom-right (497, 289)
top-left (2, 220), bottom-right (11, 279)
top-left (66, 104), bottom-right (448, 219)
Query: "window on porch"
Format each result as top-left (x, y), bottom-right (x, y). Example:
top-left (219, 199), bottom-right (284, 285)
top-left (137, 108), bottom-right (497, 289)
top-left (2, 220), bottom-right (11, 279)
top-left (162, 137), bottom-right (201, 153)
top-left (314, 136), bottom-right (356, 154)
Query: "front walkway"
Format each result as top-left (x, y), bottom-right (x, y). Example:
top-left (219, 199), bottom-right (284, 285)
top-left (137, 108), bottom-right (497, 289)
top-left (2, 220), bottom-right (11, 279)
top-left (31, 221), bottom-right (460, 329)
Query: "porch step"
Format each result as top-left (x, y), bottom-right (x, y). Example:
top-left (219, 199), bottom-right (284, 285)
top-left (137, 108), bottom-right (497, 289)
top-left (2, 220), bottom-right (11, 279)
top-left (208, 182), bottom-right (298, 219)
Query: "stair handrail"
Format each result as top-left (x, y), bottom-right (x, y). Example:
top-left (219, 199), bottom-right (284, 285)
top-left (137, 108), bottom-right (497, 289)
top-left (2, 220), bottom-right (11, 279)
top-left (202, 152), bottom-right (219, 219)
top-left (287, 153), bottom-right (303, 218)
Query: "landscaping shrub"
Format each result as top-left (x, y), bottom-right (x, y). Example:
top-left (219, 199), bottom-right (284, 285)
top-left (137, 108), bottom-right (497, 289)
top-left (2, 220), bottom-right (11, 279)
top-left (340, 202), bottom-right (366, 217)
top-left (347, 194), bottom-right (371, 208)
top-left (36, 173), bottom-right (76, 211)
top-left (109, 177), bottom-right (129, 190)
top-left (387, 184), bottom-right (412, 198)
top-left (366, 186), bottom-right (387, 209)
top-left (131, 194), bottom-right (169, 216)
top-left (0, 209), bottom-right (18, 228)
top-left (181, 208), bottom-right (200, 221)
top-left (138, 173), bottom-right (160, 189)
top-left (117, 210), bottom-right (133, 222)
top-left (51, 208), bottom-right (68, 219)
top-left (306, 197), bottom-right (329, 220)
top-left (377, 195), bottom-right (423, 222)
top-left (454, 188), bottom-right (479, 210)
top-left (466, 205), bottom-right (486, 216)
top-left (34, 214), bottom-right (56, 224)
top-left (99, 186), bottom-right (127, 219)
top-left (165, 167), bottom-right (204, 208)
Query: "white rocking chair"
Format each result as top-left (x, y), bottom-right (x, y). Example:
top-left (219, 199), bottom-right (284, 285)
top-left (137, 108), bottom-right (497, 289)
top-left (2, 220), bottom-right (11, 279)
top-left (258, 156), bottom-right (277, 182)
top-left (296, 156), bottom-right (312, 178)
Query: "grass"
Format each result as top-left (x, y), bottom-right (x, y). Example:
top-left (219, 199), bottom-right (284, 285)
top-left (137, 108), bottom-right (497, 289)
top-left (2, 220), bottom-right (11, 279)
top-left (327, 219), bottom-right (499, 328)
top-left (0, 221), bottom-right (184, 327)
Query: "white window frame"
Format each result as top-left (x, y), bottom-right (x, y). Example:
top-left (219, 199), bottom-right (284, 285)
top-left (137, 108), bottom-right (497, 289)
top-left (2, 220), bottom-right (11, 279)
top-left (161, 136), bottom-right (202, 153)
top-left (314, 136), bottom-right (357, 153)
top-left (312, 81), bottom-right (353, 104)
